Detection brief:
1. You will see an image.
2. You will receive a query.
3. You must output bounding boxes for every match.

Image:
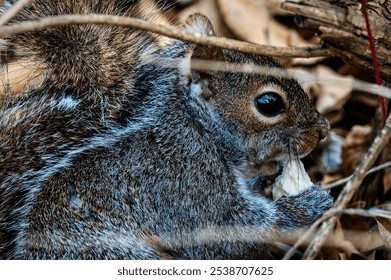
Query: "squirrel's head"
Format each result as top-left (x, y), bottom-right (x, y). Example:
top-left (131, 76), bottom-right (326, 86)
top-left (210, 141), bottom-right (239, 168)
top-left (181, 14), bottom-right (329, 176)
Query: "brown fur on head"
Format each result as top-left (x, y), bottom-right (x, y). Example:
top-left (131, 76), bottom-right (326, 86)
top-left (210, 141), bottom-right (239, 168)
top-left (183, 14), bottom-right (329, 176)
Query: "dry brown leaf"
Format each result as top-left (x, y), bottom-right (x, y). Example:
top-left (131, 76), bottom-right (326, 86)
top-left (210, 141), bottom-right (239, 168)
top-left (217, 0), bottom-right (310, 47)
top-left (327, 220), bottom-right (366, 259)
top-left (337, 203), bottom-right (383, 259)
top-left (320, 219), bottom-right (342, 259)
top-left (314, 66), bottom-right (353, 115)
top-left (344, 227), bottom-right (383, 254)
top-left (376, 218), bottom-right (391, 259)
top-left (337, 239), bottom-right (365, 259)
top-left (341, 125), bottom-right (371, 175)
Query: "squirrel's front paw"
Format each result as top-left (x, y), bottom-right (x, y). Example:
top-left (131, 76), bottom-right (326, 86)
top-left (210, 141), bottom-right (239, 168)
top-left (276, 185), bottom-right (333, 228)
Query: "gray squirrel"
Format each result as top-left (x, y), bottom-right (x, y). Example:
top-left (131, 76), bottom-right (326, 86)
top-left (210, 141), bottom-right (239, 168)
top-left (0, 0), bottom-right (333, 259)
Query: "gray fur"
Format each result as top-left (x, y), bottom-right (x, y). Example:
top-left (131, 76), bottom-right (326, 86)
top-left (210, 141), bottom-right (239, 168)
top-left (0, 1), bottom-right (332, 259)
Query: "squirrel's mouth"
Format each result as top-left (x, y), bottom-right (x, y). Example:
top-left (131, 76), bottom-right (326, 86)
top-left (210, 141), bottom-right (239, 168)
top-left (245, 164), bottom-right (283, 199)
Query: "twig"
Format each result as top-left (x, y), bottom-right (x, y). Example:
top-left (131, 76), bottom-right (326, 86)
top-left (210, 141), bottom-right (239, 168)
top-left (0, 14), bottom-right (332, 58)
top-left (283, 207), bottom-right (391, 260)
top-left (322, 161), bottom-right (391, 189)
top-left (301, 113), bottom-right (391, 259)
top-left (0, 0), bottom-right (32, 26)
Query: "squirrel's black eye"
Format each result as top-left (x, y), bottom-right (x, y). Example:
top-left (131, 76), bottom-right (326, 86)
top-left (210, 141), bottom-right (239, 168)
top-left (255, 92), bottom-right (285, 117)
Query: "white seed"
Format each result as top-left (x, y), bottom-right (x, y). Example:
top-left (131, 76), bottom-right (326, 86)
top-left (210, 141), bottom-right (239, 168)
top-left (272, 159), bottom-right (313, 200)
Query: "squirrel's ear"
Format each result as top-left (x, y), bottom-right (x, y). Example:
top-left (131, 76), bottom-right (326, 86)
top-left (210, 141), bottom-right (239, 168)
top-left (179, 14), bottom-right (224, 81)
top-left (185, 13), bottom-right (216, 37)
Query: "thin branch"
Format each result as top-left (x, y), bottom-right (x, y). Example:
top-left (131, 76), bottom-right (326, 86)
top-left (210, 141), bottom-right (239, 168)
top-left (302, 113), bottom-right (391, 259)
top-left (283, 207), bottom-right (391, 260)
top-left (0, 14), bottom-right (332, 58)
top-left (322, 161), bottom-right (391, 189)
top-left (0, 0), bottom-right (32, 26)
